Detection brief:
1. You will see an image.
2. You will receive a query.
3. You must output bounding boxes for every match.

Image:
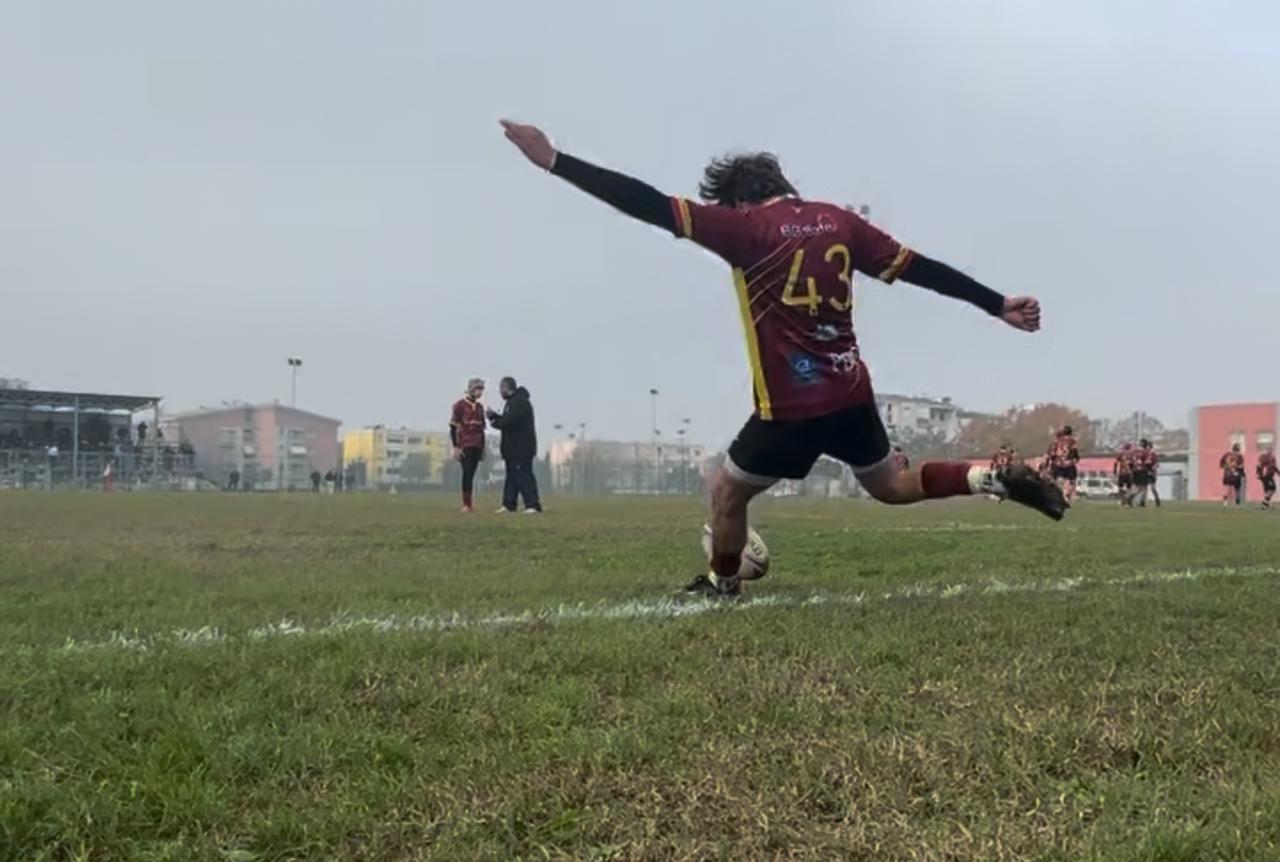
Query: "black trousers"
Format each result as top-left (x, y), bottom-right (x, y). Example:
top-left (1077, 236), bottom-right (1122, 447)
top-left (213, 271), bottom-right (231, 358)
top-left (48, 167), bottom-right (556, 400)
top-left (460, 448), bottom-right (482, 495)
top-left (502, 458), bottom-right (542, 511)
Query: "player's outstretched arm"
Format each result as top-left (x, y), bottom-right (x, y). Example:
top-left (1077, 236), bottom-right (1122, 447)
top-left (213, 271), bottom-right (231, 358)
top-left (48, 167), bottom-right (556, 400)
top-left (898, 254), bottom-right (1041, 333)
top-left (500, 120), bottom-right (677, 233)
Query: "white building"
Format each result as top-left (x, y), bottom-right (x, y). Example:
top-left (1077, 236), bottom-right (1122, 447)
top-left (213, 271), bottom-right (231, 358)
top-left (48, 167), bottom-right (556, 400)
top-left (876, 393), bottom-right (965, 442)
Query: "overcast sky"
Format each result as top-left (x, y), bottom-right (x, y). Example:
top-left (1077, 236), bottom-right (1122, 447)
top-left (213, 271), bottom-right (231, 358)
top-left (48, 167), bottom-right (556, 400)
top-left (3, 1), bottom-right (1277, 446)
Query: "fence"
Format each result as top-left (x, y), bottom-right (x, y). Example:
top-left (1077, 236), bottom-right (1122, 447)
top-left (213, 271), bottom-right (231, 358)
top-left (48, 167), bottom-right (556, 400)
top-left (0, 449), bottom-right (201, 491)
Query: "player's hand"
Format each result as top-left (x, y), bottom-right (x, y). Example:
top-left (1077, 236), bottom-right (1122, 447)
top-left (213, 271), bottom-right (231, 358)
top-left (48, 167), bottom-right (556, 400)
top-left (500, 119), bottom-right (557, 170)
top-left (452, 447), bottom-right (462, 462)
top-left (1000, 296), bottom-right (1041, 332)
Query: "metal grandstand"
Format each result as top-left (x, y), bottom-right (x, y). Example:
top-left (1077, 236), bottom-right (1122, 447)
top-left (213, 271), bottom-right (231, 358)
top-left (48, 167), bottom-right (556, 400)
top-left (0, 387), bottom-right (196, 489)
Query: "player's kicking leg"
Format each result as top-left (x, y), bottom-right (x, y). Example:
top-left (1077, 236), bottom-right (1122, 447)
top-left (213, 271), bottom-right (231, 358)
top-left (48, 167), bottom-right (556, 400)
top-left (857, 459), bottom-right (1067, 519)
top-left (823, 404), bottom-right (1067, 519)
top-left (687, 406), bottom-right (1067, 599)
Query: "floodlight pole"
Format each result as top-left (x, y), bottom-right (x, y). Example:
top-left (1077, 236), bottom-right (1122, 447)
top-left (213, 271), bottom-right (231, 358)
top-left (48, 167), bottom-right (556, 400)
top-left (649, 388), bottom-right (659, 492)
top-left (287, 357), bottom-right (303, 408)
top-left (72, 395), bottom-right (80, 484)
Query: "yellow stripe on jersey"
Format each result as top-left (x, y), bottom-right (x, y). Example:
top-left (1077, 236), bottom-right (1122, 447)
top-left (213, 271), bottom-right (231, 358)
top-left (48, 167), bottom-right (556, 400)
top-left (879, 245), bottom-right (914, 283)
top-left (733, 267), bottom-right (772, 420)
top-left (675, 198), bottom-right (694, 238)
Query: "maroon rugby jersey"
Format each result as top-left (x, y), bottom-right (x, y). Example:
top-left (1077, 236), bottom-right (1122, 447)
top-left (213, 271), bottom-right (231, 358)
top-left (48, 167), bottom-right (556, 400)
top-left (1258, 451), bottom-right (1277, 479)
top-left (1047, 436), bottom-right (1078, 465)
top-left (669, 196), bottom-right (912, 421)
top-left (450, 398), bottom-right (486, 450)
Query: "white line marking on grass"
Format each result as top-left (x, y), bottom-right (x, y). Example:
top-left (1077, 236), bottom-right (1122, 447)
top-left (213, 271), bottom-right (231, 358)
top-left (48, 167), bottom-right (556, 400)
top-left (843, 522), bottom-right (1076, 534)
top-left (58, 566), bottom-right (1280, 654)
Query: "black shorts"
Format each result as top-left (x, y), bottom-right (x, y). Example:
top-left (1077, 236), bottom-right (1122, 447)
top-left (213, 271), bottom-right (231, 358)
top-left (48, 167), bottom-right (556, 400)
top-left (1053, 465), bottom-right (1078, 481)
top-left (1224, 474), bottom-right (1242, 489)
top-left (1132, 470), bottom-right (1153, 487)
top-left (1262, 477), bottom-right (1276, 494)
top-left (725, 403), bottom-right (890, 485)
top-left (1117, 474), bottom-right (1132, 489)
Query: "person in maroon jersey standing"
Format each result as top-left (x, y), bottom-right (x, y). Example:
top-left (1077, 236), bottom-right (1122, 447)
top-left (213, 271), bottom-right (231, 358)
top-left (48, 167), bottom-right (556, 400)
top-left (449, 378), bottom-right (487, 513)
top-left (1256, 447), bottom-right (1278, 510)
top-left (1046, 426), bottom-right (1081, 504)
top-left (1114, 444), bottom-right (1135, 507)
top-left (1133, 438), bottom-right (1160, 508)
top-left (990, 445), bottom-right (1013, 473)
top-left (1221, 444), bottom-right (1246, 507)
top-left (500, 120), bottom-right (1066, 597)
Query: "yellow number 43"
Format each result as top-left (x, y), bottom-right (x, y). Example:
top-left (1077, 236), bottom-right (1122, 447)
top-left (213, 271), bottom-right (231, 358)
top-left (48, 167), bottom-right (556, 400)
top-left (781, 244), bottom-right (853, 315)
top-left (781, 248), bottom-right (821, 315)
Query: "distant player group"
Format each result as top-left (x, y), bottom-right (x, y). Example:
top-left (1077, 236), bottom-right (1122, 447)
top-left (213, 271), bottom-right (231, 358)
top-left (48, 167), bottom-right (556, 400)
top-left (1215, 442), bottom-right (1278, 510)
top-left (1112, 438), bottom-right (1161, 508)
top-left (986, 426), bottom-right (1156, 509)
top-left (990, 428), bottom-right (1278, 512)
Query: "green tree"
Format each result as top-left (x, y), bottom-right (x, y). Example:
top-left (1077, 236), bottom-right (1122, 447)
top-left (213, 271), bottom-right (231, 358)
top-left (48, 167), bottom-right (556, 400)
top-left (953, 403), bottom-right (1095, 460)
top-left (401, 452), bottom-right (432, 485)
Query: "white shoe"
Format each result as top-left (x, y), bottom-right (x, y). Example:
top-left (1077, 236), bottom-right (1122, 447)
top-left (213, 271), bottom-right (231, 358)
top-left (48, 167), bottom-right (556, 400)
top-left (523, 507), bottom-right (543, 515)
top-left (495, 507), bottom-right (514, 514)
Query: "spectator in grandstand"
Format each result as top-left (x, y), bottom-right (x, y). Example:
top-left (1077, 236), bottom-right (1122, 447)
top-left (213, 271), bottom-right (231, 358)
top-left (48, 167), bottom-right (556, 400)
top-left (487, 376), bottom-right (542, 513)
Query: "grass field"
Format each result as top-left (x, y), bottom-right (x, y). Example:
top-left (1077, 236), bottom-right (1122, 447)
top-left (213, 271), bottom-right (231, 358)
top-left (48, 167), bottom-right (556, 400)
top-left (3, 492), bottom-right (1280, 861)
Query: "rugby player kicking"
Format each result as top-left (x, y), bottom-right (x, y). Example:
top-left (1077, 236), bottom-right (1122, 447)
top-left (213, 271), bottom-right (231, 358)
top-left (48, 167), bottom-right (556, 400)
top-left (500, 120), bottom-right (1067, 597)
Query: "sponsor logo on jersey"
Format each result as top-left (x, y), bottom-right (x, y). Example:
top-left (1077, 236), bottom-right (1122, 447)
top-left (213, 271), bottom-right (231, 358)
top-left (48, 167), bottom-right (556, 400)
top-left (828, 347), bottom-right (859, 375)
top-left (789, 353), bottom-right (820, 385)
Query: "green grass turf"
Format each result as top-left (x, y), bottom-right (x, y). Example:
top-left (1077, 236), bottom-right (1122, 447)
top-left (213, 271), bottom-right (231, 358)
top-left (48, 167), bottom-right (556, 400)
top-left (3, 491), bottom-right (1280, 860)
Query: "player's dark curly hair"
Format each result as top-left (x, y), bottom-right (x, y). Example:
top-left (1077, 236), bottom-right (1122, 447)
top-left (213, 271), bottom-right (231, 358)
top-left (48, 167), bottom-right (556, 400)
top-left (698, 152), bottom-right (797, 207)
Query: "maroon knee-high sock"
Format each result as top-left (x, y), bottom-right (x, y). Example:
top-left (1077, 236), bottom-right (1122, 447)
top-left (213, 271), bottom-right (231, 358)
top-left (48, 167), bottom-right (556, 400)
top-left (920, 462), bottom-right (974, 499)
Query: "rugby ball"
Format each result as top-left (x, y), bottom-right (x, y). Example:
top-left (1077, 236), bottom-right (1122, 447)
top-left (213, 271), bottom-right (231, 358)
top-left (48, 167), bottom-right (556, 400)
top-left (701, 524), bottom-right (770, 581)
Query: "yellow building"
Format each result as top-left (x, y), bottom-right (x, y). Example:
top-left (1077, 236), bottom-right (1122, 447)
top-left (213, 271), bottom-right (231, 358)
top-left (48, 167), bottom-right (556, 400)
top-left (341, 426), bottom-right (452, 488)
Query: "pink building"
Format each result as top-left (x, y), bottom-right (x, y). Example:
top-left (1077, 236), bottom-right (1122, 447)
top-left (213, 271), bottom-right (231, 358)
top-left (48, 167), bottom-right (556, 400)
top-left (1189, 403), bottom-right (1278, 501)
top-left (173, 403), bottom-right (341, 490)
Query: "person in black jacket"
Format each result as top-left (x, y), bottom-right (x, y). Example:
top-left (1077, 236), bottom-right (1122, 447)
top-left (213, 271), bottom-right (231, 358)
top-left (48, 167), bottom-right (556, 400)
top-left (487, 376), bottom-right (542, 513)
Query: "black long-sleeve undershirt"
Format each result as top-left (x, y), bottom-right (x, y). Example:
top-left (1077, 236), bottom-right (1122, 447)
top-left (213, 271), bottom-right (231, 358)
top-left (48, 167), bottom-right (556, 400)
top-left (550, 152), bottom-right (676, 234)
top-left (897, 254), bottom-right (1006, 317)
top-left (549, 151), bottom-right (1005, 317)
